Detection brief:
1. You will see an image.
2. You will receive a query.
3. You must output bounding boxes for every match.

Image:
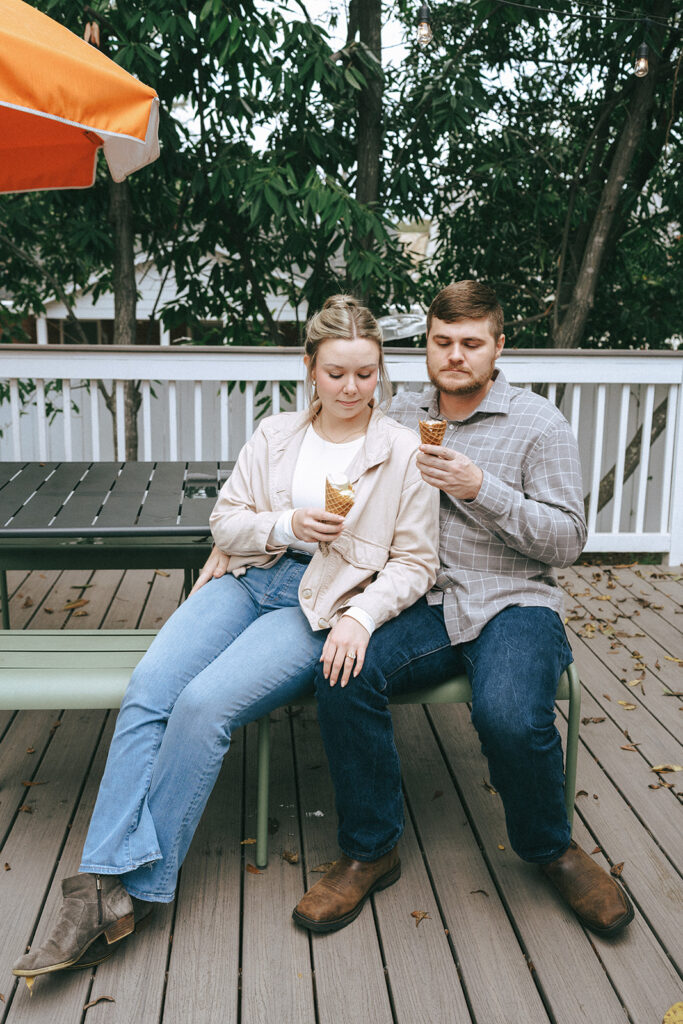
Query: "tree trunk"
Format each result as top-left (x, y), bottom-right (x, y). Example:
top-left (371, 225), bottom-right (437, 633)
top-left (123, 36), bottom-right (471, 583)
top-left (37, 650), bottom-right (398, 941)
top-left (108, 178), bottom-right (140, 459)
top-left (354, 0), bottom-right (383, 301)
top-left (553, 0), bottom-right (671, 349)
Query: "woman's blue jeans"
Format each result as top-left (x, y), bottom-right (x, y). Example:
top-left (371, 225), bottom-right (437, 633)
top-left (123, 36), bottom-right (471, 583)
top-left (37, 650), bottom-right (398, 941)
top-left (314, 600), bottom-right (573, 865)
top-left (80, 558), bottom-right (319, 902)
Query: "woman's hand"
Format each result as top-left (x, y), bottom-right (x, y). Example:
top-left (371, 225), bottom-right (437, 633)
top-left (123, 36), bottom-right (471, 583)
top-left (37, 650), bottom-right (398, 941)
top-left (189, 545), bottom-right (230, 596)
top-left (292, 508), bottom-right (345, 544)
top-left (320, 616), bottom-right (370, 688)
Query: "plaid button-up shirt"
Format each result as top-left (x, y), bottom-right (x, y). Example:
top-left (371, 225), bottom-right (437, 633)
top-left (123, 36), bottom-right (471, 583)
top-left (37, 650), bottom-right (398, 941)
top-left (390, 371), bottom-right (587, 644)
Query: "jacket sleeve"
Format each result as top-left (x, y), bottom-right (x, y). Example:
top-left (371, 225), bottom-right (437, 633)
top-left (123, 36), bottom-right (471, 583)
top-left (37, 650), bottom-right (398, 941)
top-left (457, 420), bottom-right (587, 568)
top-left (209, 425), bottom-right (284, 555)
top-left (347, 458), bottom-right (440, 630)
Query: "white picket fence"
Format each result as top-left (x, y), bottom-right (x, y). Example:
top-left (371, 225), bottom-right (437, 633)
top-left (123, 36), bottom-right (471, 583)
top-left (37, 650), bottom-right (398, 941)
top-left (1, 344), bottom-right (682, 563)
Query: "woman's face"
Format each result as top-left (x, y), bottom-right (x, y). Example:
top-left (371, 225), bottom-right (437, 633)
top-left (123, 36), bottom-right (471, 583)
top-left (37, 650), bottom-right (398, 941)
top-left (308, 337), bottom-right (380, 425)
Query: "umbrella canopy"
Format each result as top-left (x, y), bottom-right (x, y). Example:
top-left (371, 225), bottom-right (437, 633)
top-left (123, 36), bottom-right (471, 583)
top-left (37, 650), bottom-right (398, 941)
top-left (0, 0), bottom-right (159, 194)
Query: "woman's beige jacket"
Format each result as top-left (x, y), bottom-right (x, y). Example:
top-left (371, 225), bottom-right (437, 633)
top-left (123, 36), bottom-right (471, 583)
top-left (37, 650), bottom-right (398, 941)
top-left (209, 404), bottom-right (439, 632)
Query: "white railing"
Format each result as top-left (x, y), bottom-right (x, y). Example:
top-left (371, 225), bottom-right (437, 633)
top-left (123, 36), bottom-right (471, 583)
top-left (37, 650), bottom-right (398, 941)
top-left (1, 345), bottom-right (682, 563)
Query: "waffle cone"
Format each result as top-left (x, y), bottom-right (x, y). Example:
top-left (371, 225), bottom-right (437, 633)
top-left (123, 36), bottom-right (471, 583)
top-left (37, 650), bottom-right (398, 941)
top-left (419, 420), bottom-right (447, 445)
top-left (325, 479), bottom-right (355, 518)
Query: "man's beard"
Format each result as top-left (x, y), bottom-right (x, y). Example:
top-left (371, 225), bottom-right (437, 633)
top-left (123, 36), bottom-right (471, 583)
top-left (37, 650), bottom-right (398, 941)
top-left (427, 358), bottom-right (496, 396)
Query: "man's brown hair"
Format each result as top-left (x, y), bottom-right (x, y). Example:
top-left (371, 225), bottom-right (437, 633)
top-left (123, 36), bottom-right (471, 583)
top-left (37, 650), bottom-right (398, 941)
top-left (426, 280), bottom-right (504, 340)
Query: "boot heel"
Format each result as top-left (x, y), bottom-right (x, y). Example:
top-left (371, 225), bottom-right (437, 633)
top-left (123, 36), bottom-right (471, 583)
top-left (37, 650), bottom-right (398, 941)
top-left (104, 913), bottom-right (135, 944)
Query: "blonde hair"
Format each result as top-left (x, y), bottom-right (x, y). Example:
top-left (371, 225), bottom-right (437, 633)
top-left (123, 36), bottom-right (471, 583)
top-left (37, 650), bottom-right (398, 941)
top-left (304, 294), bottom-right (392, 410)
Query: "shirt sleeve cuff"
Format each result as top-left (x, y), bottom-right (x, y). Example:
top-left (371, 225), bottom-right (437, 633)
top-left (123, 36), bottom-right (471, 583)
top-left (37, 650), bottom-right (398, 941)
top-left (342, 607), bottom-right (376, 638)
top-left (269, 509), bottom-right (297, 548)
top-left (464, 469), bottom-right (512, 517)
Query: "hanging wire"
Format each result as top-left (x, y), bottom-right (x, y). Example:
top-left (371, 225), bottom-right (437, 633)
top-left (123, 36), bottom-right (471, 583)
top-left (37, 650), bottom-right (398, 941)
top-left (480, 0), bottom-right (675, 28)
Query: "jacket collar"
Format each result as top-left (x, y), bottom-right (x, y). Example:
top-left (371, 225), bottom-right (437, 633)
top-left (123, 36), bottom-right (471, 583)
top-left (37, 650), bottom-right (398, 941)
top-left (422, 369), bottom-right (511, 421)
top-left (267, 402), bottom-right (393, 486)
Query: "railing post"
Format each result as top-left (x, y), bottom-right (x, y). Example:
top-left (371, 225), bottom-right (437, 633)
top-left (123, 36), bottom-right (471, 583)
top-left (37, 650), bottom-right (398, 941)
top-left (666, 380), bottom-right (683, 567)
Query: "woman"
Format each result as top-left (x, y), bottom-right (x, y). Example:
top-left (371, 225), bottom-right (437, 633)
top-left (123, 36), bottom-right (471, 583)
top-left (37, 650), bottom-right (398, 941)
top-left (13, 295), bottom-right (438, 979)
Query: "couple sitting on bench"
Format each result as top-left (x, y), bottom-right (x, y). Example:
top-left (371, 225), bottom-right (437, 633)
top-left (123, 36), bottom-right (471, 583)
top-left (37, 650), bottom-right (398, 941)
top-left (14, 281), bottom-right (632, 982)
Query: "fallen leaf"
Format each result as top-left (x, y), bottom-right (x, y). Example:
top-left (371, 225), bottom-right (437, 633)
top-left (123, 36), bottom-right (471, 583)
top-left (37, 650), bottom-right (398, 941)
top-left (497, 844), bottom-right (505, 850)
top-left (245, 864), bottom-right (261, 874)
top-left (0, 993), bottom-right (4, 1002)
top-left (621, 744), bottom-right (640, 751)
top-left (410, 910), bottom-right (430, 927)
top-left (282, 850), bottom-right (299, 864)
top-left (593, 793), bottom-right (599, 800)
top-left (240, 838), bottom-right (256, 845)
top-left (649, 783), bottom-right (662, 790)
top-left (154, 569), bottom-right (170, 577)
top-left (19, 805), bottom-right (33, 813)
top-left (83, 996), bottom-right (115, 1010)
top-left (655, 660), bottom-right (661, 670)
top-left (61, 598), bottom-right (89, 611)
top-left (664, 656), bottom-right (683, 665)
top-left (469, 889), bottom-right (489, 897)
top-left (610, 862), bottom-right (624, 877)
top-left (663, 1001), bottom-right (683, 1024)
top-left (21, 780), bottom-right (47, 787)
top-left (591, 846), bottom-right (601, 854)
top-left (26, 747), bottom-right (35, 754)
top-left (618, 701), bottom-right (637, 710)
top-left (50, 720), bottom-right (61, 733)
top-left (21, 596), bottom-right (33, 608)
top-left (627, 679), bottom-right (643, 687)
top-left (4, 863), bottom-right (10, 870)
top-left (482, 778), bottom-right (497, 795)
top-left (311, 861), bottom-right (336, 873)
top-left (651, 765), bottom-right (683, 773)
top-left (43, 607), bottom-right (53, 614)
top-left (73, 610), bottom-right (89, 617)
top-left (602, 693), bottom-right (612, 700)
top-left (25, 977), bottom-right (35, 996)
top-left (576, 790), bottom-right (588, 798)
top-left (70, 584), bottom-right (94, 589)
top-left (581, 716), bottom-right (605, 725)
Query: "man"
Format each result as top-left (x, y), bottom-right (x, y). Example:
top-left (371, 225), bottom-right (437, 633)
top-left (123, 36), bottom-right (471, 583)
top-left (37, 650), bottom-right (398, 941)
top-left (292, 280), bottom-right (633, 937)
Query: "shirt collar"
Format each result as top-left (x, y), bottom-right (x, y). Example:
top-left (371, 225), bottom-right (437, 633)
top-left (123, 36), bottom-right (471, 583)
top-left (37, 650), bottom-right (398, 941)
top-left (421, 369), bottom-right (511, 421)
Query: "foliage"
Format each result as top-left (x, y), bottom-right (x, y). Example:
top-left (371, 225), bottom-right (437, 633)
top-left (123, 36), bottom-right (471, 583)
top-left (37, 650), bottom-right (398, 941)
top-left (0, 0), bottom-right (680, 349)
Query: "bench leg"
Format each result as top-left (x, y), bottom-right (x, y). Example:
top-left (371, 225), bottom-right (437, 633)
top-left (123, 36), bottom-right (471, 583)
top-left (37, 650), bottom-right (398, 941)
top-left (1, 570), bottom-right (9, 630)
top-left (255, 715), bottom-right (271, 869)
top-left (563, 663), bottom-right (582, 831)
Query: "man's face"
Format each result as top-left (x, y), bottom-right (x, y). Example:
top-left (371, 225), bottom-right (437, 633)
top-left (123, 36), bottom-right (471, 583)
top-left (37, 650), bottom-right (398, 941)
top-left (426, 317), bottom-right (504, 396)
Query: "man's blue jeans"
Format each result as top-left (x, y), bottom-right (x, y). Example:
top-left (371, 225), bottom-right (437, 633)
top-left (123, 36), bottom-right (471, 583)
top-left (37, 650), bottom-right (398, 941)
top-left (314, 600), bottom-right (573, 865)
top-left (80, 558), bottom-right (319, 901)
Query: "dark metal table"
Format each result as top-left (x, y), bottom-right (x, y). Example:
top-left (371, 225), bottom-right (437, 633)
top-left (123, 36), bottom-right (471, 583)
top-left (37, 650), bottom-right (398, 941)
top-left (0, 461), bottom-right (233, 628)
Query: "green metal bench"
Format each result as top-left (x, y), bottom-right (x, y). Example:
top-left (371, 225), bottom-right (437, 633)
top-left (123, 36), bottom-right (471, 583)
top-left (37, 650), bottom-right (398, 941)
top-left (0, 631), bottom-right (581, 871)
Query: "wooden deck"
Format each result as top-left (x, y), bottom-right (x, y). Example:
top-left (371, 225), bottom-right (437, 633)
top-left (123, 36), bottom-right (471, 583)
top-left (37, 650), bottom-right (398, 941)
top-left (0, 564), bottom-right (681, 1024)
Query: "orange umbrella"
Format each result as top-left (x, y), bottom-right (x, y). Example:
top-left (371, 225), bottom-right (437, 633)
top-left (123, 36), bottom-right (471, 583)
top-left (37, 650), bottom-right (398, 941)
top-left (0, 0), bottom-right (159, 193)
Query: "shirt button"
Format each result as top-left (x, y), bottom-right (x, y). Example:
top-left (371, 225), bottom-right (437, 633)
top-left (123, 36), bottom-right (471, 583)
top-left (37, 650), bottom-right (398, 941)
top-left (318, 618), bottom-right (330, 629)
top-left (302, 589), bottom-right (312, 599)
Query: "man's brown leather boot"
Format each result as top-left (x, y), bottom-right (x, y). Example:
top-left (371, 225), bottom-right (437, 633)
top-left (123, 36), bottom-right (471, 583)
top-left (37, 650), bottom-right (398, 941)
top-left (292, 847), bottom-right (401, 933)
top-left (541, 841), bottom-right (634, 936)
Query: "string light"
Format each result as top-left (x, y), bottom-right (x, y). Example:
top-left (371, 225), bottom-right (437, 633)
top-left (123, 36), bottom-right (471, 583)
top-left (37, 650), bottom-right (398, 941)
top-left (416, 4), bottom-right (433, 47)
top-left (634, 42), bottom-right (649, 77)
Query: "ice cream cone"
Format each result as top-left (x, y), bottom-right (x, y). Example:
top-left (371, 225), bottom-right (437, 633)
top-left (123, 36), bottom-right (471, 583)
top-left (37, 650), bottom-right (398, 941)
top-left (419, 419), bottom-right (447, 445)
top-left (325, 475), bottom-right (355, 518)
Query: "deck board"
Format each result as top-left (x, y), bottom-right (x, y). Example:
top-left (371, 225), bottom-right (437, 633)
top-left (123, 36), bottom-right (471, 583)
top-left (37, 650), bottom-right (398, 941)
top-left (0, 564), bottom-right (681, 1024)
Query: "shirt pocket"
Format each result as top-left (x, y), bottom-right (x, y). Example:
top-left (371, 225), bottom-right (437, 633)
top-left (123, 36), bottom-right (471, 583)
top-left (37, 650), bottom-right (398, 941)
top-left (332, 531), bottom-right (388, 572)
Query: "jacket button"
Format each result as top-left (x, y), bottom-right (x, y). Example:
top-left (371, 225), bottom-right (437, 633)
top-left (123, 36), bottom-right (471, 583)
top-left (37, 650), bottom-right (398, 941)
top-left (302, 589), bottom-right (312, 599)
top-left (318, 618), bottom-right (329, 629)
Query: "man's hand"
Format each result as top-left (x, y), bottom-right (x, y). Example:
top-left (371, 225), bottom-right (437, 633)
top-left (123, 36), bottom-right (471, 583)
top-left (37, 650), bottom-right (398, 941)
top-left (189, 545), bottom-right (230, 596)
top-left (292, 508), bottom-right (345, 544)
top-left (417, 444), bottom-right (483, 501)
top-left (320, 616), bottom-right (370, 688)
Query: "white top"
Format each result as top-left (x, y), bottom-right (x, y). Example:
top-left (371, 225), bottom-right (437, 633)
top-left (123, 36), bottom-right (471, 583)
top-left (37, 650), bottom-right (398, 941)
top-left (270, 424), bottom-right (375, 637)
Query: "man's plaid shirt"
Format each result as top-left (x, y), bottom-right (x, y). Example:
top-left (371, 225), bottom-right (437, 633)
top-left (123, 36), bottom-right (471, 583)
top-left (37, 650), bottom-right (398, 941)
top-left (390, 371), bottom-right (587, 644)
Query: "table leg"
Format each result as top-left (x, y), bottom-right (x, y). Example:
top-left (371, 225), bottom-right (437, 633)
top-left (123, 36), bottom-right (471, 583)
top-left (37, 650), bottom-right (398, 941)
top-left (1, 570), bottom-right (9, 630)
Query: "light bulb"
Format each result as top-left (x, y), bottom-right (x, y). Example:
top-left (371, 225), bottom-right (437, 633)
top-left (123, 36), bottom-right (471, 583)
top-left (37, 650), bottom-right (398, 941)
top-left (416, 4), bottom-right (432, 47)
top-left (635, 43), bottom-right (649, 77)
